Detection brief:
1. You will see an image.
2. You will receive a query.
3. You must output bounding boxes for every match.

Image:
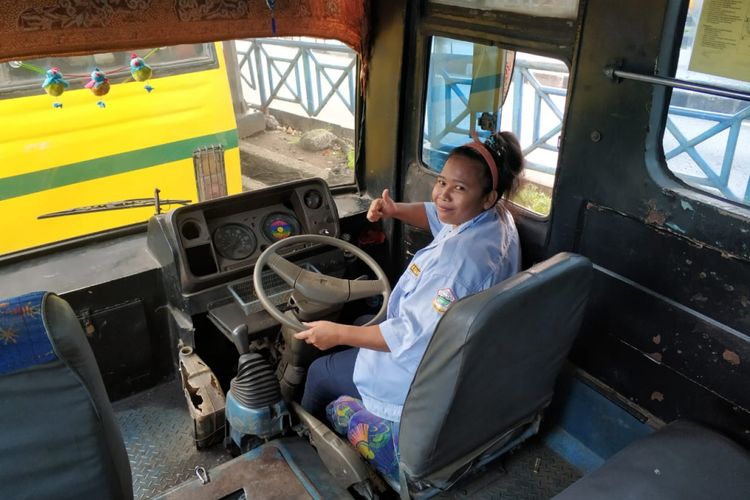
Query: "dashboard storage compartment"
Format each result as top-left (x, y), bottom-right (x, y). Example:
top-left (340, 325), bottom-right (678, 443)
top-left (185, 244), bottom-right (218, 277)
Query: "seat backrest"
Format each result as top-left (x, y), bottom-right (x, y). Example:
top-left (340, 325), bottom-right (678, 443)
top-left (399, 253), bottom-right (592, 486)
top-left (0, 292), bottom-right (133, 500)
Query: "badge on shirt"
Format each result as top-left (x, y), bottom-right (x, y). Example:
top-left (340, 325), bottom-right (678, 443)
top-left (432, 288), bottom-right (456, 313)
top-left (409, 263), bottom-right (421, 277)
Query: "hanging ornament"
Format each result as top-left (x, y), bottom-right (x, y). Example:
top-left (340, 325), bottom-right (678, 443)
top-left (130, 53), bottom-right (154, 92)
top-left (85, 68), bottom-right (110, 97)
top-left (42, 67), bottom-right (69, 108)
top-left (266, 0), bottom-right (276, 34)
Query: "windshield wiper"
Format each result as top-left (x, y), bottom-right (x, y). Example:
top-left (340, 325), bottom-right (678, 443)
top-left (37, 188), bottom-right (190, 219)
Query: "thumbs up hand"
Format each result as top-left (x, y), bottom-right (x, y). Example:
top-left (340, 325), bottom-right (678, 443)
top-left (367, 189), bottom-right (398, 222)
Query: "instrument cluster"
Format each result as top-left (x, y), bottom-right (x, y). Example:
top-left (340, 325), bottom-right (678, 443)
top-left (168, 179), bottom-right (339, 287)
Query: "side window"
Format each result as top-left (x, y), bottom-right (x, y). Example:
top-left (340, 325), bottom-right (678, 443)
top-left (662, 2), bottom-right (750, 207)
top-left (422, 36), bottom-right (569, 216)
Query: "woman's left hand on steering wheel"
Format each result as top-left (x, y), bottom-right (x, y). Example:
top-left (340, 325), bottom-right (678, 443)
top-left (294, 321), bottom-right (343, 351)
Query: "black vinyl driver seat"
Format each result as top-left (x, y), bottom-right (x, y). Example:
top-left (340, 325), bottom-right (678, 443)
top-left (0, 292), bottom-right (133, 500)
top-left (398, 252), bottom-right (593, 496)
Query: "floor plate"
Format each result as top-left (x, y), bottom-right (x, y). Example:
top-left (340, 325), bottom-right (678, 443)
top-left (115, 382), bottom-right (581, 499)
top-left (113, 382), bottom-right (232, 500)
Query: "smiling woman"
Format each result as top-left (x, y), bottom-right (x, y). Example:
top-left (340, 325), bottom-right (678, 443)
top-left (298, 131), bottom-right (524, 441)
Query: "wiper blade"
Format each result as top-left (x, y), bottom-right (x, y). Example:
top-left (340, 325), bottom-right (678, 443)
top-left (38, 197), bottom-right (190, 219)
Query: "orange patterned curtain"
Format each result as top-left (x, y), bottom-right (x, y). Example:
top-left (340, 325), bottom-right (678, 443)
top-left (0, 1), bottom-right (368, 62)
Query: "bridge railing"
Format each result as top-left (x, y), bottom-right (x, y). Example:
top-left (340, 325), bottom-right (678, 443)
top-left (665, 100), bottom-right (750, 204)
top-left (234, 38), bottom-right (356, 128)
top-left (423, 54), bottom-right (568, 176)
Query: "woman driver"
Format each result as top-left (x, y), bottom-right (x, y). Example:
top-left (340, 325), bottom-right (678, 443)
top-left (296, 131), bottom-right (524, 423)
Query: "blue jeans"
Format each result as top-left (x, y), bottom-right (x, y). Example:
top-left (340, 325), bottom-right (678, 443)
top-left (301, 348), bottom-right (361, 421)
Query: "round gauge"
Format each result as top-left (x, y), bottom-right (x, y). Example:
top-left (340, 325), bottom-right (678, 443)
top-left (212, 223), bottom-right (257, 260)
top-left (263, 213), bottom-right (300, 242)
top-left (303, 189), bottom-right (323, 209)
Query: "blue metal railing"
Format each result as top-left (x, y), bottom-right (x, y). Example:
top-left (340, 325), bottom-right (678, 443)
top-left (511, 59), bottom-right (567, 175)
top-left (235, 38), bottom-right (356, 118)
top-left (424, 55), bottom-right (568, 176)
top-left (665, 103), bottom-right (750, 204)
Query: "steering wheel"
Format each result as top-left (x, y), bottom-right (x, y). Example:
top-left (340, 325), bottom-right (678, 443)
top-left (253, 235), bottom-right (390, 331)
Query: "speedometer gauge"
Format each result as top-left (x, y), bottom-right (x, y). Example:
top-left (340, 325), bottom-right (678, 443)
top-left (213, 223), bottom-right (257, 260)
top-left (263, 213), bottom-right (300, 242)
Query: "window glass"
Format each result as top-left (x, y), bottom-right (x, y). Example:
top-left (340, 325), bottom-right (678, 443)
top-left (422, 36), bottom-right (569, 215)
top-left (236, 37), bottom-right (356, 190)
top-left (0, 37), bottom-right (356, 256)
top-left (429, 0), bottom-right (579, 19)
top-left (663, 1), bottom-right (750, 206)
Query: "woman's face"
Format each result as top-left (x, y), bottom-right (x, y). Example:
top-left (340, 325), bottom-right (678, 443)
top-left (432, 155), bottom-right (498, 226)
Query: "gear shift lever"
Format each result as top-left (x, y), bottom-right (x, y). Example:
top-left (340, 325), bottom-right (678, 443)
top-left (231, 324), bottom-right (250, 355)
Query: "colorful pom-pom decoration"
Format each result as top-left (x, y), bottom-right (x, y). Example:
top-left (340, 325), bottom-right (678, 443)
top-left (42, 67), bottom-right (69, 97)
top-left (130, 53), bottom-right (154, 91)
top-left (85, 68), bottom-right (110, 97)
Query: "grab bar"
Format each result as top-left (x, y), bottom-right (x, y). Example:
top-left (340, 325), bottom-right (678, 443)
top-left (604, 66), bottom-right (750, 102)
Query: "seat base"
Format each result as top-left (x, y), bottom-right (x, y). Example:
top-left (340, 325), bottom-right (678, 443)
top-left (402, 412), bottom-right (543, 499)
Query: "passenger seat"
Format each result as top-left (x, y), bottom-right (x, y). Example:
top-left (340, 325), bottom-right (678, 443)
top-left (552, 420), bottom-right (750, 500)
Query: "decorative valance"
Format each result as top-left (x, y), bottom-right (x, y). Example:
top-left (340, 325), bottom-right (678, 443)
top-left (0, 1), bottom-right (368, 62)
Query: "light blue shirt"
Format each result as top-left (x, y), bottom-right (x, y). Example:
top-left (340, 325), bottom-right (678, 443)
top-left (353, 203), bottom-right (520, 421)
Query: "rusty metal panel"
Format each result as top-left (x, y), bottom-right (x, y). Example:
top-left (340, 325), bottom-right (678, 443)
top-left (579, 204), bottom-right (750, 334)
top-left (179, 346), bottom-right (226, 449)
top-left (572, 204), bottom-right (750, 446)
top-left (157, 446), bottom-right (316, 500)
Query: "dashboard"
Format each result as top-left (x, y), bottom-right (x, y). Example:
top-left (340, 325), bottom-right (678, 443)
top-left (154, 178), bottom-right (342, 294)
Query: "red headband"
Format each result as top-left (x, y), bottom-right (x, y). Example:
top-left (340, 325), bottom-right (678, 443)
top-left (463, 132), bottom-right (499, 190)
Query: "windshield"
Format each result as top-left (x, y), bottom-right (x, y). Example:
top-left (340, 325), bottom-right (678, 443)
top-left (0, 37), bottom-right (357, 256)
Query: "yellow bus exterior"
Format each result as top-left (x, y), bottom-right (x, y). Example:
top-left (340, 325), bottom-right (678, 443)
top-left (0, 43), bottom-right (241, 255)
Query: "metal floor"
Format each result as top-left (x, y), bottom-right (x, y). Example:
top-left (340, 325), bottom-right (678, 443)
top-left (435, 437), bottom-right (581, 499)
top-left (113, 381), bottom-right (232, 500)
top-left (114, 382), bottom-right (581, 499)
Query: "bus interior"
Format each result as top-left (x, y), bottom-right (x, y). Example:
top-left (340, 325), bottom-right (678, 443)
top-left (1, 0), bottom-right (749, 499)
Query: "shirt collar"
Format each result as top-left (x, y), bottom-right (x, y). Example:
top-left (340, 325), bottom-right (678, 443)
top-left (447, 206), bottom-right (499, 237)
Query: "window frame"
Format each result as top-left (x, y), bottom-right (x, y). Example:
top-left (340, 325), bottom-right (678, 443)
top-left (415, 31), bottom-right (573, 220)
top-left (647, 0), bottom-right (750, 216)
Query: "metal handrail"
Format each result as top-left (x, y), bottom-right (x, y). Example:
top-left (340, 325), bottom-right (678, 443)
top-left (605, 67), bottom-right (750, 102)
